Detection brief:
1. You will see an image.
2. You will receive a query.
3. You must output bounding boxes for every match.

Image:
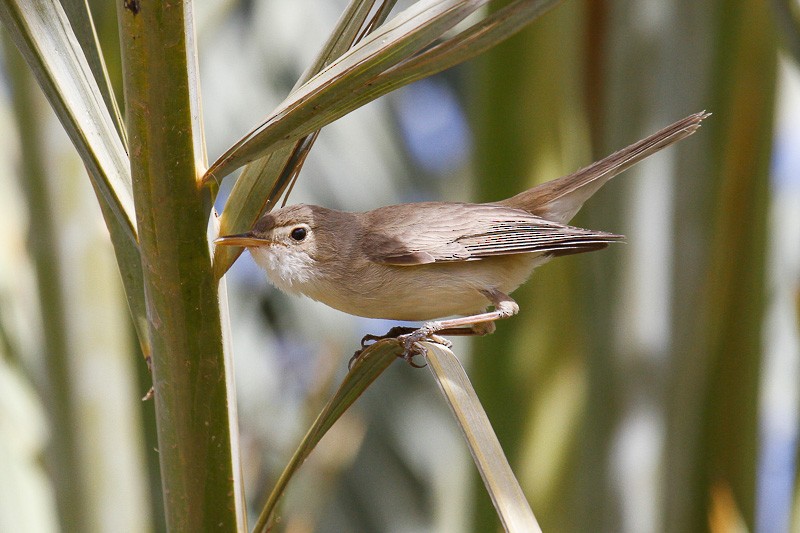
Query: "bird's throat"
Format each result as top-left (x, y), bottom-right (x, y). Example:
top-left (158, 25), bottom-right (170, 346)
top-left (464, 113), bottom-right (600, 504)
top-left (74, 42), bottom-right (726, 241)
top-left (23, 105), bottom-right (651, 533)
top-left (249, 246), bottom-right (316, 295)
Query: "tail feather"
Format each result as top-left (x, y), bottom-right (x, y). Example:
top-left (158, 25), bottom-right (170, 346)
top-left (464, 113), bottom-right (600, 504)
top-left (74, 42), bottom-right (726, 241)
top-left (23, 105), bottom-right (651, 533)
top-left (499, 111), bottom-right (710, 224)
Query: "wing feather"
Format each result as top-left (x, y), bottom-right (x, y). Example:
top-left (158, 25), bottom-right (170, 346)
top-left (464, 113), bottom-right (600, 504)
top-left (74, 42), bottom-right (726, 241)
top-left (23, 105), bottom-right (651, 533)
top-left (361, 202), bottom-right (623, 266)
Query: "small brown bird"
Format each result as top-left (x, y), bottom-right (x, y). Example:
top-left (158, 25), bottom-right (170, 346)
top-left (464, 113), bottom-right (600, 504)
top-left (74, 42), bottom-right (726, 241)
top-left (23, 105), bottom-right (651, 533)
top-left (216, 112), bottom-right (708, 359)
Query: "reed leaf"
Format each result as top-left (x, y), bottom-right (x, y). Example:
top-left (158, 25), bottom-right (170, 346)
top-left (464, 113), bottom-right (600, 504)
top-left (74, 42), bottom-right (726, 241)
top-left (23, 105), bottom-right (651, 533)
top-left (60, 0), bottom-right (126, 146)
top-left (205, 0), bottom-right (489, 181)
top-left (0, 0), bottom-right (151, 353)
top-left (253, 341), bottom-right (400, 533)
top-left (0, 0), bottom-right (134, 237)
top-left (424, 342), bottom-right (542, 533)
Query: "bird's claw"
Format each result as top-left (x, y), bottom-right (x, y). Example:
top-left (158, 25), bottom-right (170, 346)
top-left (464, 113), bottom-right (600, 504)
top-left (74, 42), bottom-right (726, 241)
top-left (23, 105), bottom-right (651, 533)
top-left (350, 326), bottom-right (416, 370)
top-left (359, 334), bottom-right (379, 349)
top-left (349, 325), bottom-right (451, 370)
top-left (397, 326), bottom-right (451, 367)
top-left (359, 326), bottom-right (416, 349)
top-left (348, 349), bottom-right (364, 370)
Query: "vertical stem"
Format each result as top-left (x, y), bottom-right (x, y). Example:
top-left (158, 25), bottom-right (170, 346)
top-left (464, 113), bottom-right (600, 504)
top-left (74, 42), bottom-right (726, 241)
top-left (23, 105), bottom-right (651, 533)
top-left (117, 2), bottom-right (244, 530)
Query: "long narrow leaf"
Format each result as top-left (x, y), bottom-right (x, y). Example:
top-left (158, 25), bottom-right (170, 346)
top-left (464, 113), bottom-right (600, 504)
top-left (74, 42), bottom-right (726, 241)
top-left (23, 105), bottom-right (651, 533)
top-left (60, 0), bottom-right (127, 147)
top-left (253, 341), bottom-right (400, 533)
top-left (0, 0), bottom-right (135, 238)
top-left (379, 0), bottom-right (560, 90)
top-left (274, 0), bottom-right (561, 149)
top-left (0, 0), bottom-right (151, 354)
top-left (206, 0), bottom-right (557, 189)
top-left (205, 0), bottom-right (488, 181)
top-left (363, 0), bottom-right (401, 35)
top-left (299, 0), bottom-right (379, 81)
top-left (424, 342), bottom-right (542, 533)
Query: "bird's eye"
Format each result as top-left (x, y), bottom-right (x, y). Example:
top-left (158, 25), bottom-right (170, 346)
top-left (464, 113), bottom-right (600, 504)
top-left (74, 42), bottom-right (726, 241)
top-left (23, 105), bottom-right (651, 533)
top-left (290, 227), bottom-right (307, 241)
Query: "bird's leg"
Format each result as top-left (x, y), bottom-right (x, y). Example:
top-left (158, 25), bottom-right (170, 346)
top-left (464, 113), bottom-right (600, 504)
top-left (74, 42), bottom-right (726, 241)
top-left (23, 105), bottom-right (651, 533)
top-left (349, 290), bottom-right (518, 369)
top-left (428, 320), bottom-right (497, 337)
top-left (398, 289), bottom-right (519, 362)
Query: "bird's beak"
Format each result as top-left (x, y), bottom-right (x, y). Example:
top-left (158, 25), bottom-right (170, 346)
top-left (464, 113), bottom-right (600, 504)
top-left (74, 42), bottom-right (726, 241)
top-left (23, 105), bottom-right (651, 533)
top-left (214, 233), bottom-right (271, 247)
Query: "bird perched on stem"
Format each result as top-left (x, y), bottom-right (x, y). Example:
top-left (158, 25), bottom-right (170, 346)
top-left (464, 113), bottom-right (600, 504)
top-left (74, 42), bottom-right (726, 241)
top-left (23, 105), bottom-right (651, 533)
top-left (216, 112), bottom-right (709, 364)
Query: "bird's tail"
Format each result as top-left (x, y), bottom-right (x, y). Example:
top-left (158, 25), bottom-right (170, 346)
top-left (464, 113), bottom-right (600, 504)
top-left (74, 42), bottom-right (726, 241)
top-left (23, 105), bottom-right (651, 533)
top-left (499, 111), bottom-right (710, 225)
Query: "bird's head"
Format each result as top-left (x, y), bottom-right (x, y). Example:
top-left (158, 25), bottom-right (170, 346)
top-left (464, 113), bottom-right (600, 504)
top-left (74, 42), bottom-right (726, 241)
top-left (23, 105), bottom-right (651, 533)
top-left (215, 204), bottom-right (346, 292)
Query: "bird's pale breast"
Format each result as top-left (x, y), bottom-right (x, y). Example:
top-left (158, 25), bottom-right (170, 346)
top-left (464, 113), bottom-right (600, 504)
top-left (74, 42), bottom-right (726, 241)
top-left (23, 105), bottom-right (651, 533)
top-left (298, 252), bottom-right (548, 321)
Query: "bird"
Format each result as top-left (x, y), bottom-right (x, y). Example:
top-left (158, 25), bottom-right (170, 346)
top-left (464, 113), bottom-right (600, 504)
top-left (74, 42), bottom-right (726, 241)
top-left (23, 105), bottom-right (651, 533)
top-left (215, 112), bottom-right (708, 362)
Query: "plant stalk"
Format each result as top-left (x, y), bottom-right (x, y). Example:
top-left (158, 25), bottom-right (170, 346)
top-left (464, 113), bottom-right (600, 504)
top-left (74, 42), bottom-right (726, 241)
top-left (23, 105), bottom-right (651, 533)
top-left (117, 2), bottom-right (244, 530)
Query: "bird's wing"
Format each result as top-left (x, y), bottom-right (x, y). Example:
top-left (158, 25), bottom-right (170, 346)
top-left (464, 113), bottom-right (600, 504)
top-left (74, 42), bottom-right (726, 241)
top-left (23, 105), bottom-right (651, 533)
top-left (362, 202), bottom-right (624, 266)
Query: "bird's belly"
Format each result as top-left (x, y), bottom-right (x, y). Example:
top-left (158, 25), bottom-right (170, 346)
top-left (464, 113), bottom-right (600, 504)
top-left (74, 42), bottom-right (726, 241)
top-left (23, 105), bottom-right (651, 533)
top-left (306, 253), bottom-right (546, 321)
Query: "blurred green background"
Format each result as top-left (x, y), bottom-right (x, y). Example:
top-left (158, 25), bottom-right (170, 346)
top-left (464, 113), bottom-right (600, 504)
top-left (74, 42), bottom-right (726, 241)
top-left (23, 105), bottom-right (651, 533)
top-left (1, 0), bottom-right (799, 531)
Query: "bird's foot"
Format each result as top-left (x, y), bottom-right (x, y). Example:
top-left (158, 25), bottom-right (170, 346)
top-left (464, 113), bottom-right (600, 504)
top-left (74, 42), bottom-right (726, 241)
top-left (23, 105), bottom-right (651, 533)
top-left (349, 326), bottom-right (416, 370)
top-left (358, 326), bottom-right (417, 349)
top-left (397, 324), bottom-right (452, 367)
top-left (349, 325), bottom-right (451, 369)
